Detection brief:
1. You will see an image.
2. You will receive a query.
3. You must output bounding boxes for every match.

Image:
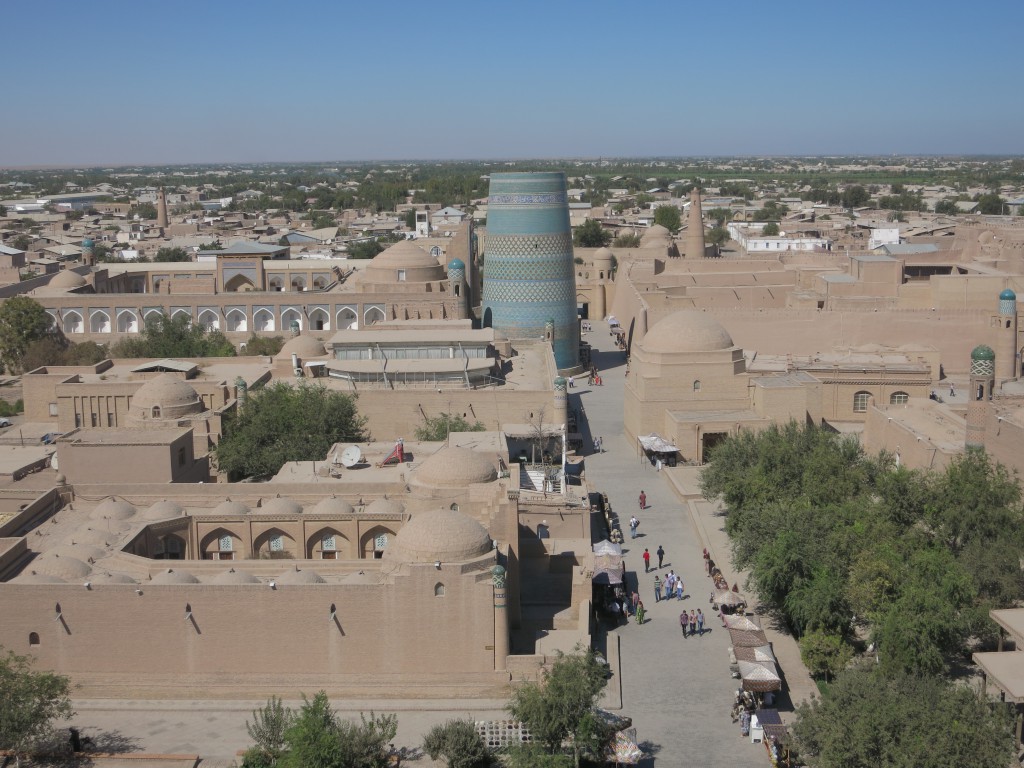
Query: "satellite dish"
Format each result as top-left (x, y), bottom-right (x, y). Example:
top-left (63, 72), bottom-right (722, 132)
top-left (340, 445), bottom-right (362, 468)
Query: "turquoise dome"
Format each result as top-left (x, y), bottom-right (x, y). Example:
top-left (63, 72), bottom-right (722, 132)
top-left (971, 345), bottom-right (996, 362)
top-left (1000, 288), bottom-right (1016, 301)
top-left (82, 238), bottom-right (94, 248)
top-left (448, 258), bottom-right (464, 269)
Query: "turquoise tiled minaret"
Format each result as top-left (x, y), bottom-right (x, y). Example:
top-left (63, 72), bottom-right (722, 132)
top-left (482, 172), bottom-right (579, 370)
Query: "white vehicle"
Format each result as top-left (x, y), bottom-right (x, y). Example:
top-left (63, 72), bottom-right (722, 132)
top-left (0, 418), bottom-right (11, 427)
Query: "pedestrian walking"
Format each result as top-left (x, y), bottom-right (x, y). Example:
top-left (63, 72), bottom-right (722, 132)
top-left (638, 490), bottom-right (646, 510)
top-left (621, 601), bottom-right (628, 623)
top-left (950, 384), bottom-right (956, 397)
top-left (636, 601), bottom-right (646, 625)
top-left (642, 548), bottom-right (650, 573)
top-left (665, 571), bottom-right (676, 599)
top-left (656, 545), bottom-right (665, 569)
top-left (629, 515), bottom-right (639, 539)
top-left (680, 611), bottom-right (689, 637)
top-left (676, 577), bottom-right (684, 600)
top-left (597, 436), bottom-right (604, 453)
top-left (654, 575), bottom-right (662, 602)
top-left (656, 457), bottom-right (662, 472)
top-left (568, 375), bottom-right (575, 388)
top-left (689, 610), bottom-right (698, 637)
top-left (696, 609), bottom-right (705, 636)
top-left (631, 591), bottom-right (639, 614)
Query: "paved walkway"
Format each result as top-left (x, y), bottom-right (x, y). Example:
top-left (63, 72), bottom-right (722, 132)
top-left (576, 324), bottom-right (765, 767)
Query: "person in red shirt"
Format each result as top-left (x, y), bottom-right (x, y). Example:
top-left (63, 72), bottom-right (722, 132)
top-left (638, 490), bottom-right (647, 510)
top-left (642, 548), bottom-right (651, 573)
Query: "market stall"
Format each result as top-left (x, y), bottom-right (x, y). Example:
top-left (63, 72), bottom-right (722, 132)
top-left (737, 660), bottom-right (782, 693)
top-left (636, 433), bottom-right (680, 467)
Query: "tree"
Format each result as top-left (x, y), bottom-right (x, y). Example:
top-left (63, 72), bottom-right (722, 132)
top-left (346, 240), bottom-right (384, 259)
top-left (799, 630), bottom-right (853, 682)
top-left (976, 192), bottom-right (1005, 215)
top-left (508, 645), bottom-right (609, 768)
top-left (792, 666), bottom-right (1014, 768)
top-left (414, 413), bottom-right (486, 441)
top-left (129, 202), bottom-right (157, 219)
top-left (572, 219), bottom-right (611, 248)
top-left (11, 234), bottom-right (32, 252)
top-left (422, 719), bottom-right (491, 768)
top-left (840, 185), bottom-right (870, 209)
top-left (246, 696), bottom-right (294, 766)
top-left (242, 335), bottom-right (286, 356)
top-left (762, 222), bottom-right (780, 236)
top-left (153, 247), bottom-right (191, 262)
top-left (705, 207), bottom-right (731, 227)
top-left (110, 313), bottom-right (236, 359)
top-left (0, 647), bottom-right (74, 767)
top-left (21, 338), bottom-right (107, 371)
top-left (0, 296), bottom-right (59, 374)
top-left (706, 226), bottom-right (730, 247)
top-left (403, 209), bottom-right (416, 229)
top-left (934, 199), bottom-right (959, 215)
top-left (653, 205), bottom-right (681, 234)
top-left (279, 693), bottom-right (396, 768)
top-left (199, 240), bottom-right (223, 250)
top-left (214, 382), bottom-right (368, 479)
top-left (612, 233), bottom-right (641, 248)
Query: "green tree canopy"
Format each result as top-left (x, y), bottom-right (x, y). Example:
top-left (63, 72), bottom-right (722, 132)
top-left (346, 239), bottom-right (384, 259)
top-left (129, 202), bottom-right (157, 219)
top-left (762, 222), bottom-right (780, 236)
top-left (245, 696), bottom-right (294, 766)
top-left (841, 185), bottom-right (871, 208)
top-left (0, 296), bottom-right (59, 373)
top-left (414, 413), bottom-right (486, 441)
top-left (214, 382), bottom-right (368, 479)
top-left (110, 313), bottom-right (235, 359)
top-left (422, 719), bottom-right (491, 768)
top-left (792, 666), bottom-right (1014, 768)
top-left (153, 246), bottom-right (191, 262)
top-left (934, 199), bottom-right (959, 215)
top-left (278, 692), bottom-right (396, 768)
top-left (706, 226), bottom-right (731, 247)
top-left (653, 205), bottom-right (681, 233)
top-left (0, 647), bottom-right (74, 766)
top-left (612, 233), bottom-right (641, 248)
top-left (21, 338), bottom-right (107, 371)
top-left (508, 646), bottom-right (610, 768)
top-left (242, 335), bottom-right (286, 356)
top-left (976, 192), bottom-right (1005, 215)
top-left (572, 219), bottom-right (611, 248)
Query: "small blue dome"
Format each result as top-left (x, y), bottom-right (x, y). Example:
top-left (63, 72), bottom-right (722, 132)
top-left (448, 258), bottom-right (465, 269)
top-left (81, 238), bottom-right (94, 248)
top-left (1000, 288), bottom-right (1016, 301)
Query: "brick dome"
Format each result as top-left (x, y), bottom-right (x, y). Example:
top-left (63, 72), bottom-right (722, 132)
top-left (151, 568), bottom-right (200, 584)
top-left (311, 496), bottom-right (356, 516)
top-left (213, 500), bottom-right (250, 516)
top-left (413, 447), bottom-right (498, 488)
top-left (641, 311), bottom-right (734, 354)
top-left (144, 500), bottom-right (185, 520)
top-left (91, 497), bottom-right (137, 521)
top-left (257, 496), bottom-right (303, 515)
top-left (361, 240), bottom-right (445, 283)
top-left (130, 374), bottom-right (204, 420)
top-left (275, 566), bottom-right (325, 585)
top-left (275, 334), bottom-right (327, 361)
top-left (48, 270), bottom-right (88, 290)
top-left (365, 498), bottom-right (405, 515)
top-left (35, 555), bottom-right (92, 580)
top-left (211, 568), bottom-right (261, 585)
top-left (387, 508), bottom-right (491, 564)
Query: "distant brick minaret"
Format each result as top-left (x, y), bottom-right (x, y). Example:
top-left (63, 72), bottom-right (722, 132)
top-left (156, 187), bottom-right (169, 231)
top-left (81, 238), bottom-right (95, 266)
top-left (966, 344), bottom-right (995, 451)
top-left (684, 188), bottom-right (706, 259)
top-left (996, 288), bottom-right (1018, 385)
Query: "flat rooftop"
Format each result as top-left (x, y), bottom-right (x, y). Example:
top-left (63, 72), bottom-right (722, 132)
top-left (875, 399), bottom-right (965, 452)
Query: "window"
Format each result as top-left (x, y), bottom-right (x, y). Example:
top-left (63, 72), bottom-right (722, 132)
top-left (107, 413), bottom-right (114, 427)
top-left (178, 447), bottom-right (187, 466)
top-left (853, 391), bottom-right (872, 413)
top-left (29, 632), bottom-right (40, 647)
top-left (269, 534), bottom-right (284, 552)
top-left (49, 403), bottom-right (58, 417)
top-left (322, 534), bottom-right (336, 551)
top-left (91, 413), bottom-right (98, 427)
top-left (397, 269), bottom-right (406, 282)
top-left (434, 583), bottom-right (446, 597)
top-left (75, 413), bottom-right (82, 428)
top-left (152, 406), bottom-right (161, 418)
top-left (219, 534), bottom-right (233, 552)
top-left (890, 391), bottom-right (909, 405)
top-left (693, 380), bottom-right (702, 392)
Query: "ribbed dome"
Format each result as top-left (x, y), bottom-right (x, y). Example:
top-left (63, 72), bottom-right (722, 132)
top-left (35, 556), bottom-right (92, 580)
top-left (361, 240), bottom-right (446, 283)
top-left (275, 334), bottom-right (327, 361)
top-left (413, 447), bottom-right (498, 488)
top-left (91, 498), bottom-right (137, 521)
top-left (150, 568), bottom-right (200, 584)
top-left (387, 508), bottom-right (491, 564)
top-left (257, 496), bottom-right (303, 516)
top-left (972, 344), bottom-right (996, 361)
top-left (49, 270), bottom-right (88, 290)
top-left (144, 500), bottom-right (185, 520)
top-left (213, 500), bottom-right (251, 516)
top-left (311, 496), bottom-right (356, 516)
top-left (1000, 288), bottom-right (1017, 300)
top-left (211, 568), bottom-right (261, 585)
top-left (131, 374), bottom-right (204, 419)
top-left (364, 498), bottom-right (405, 516)
top-left (448, 257), bottom-right (465, 270)
top-left (641, 311), bottom-right (734, 354)
top-left (275, 566), bottom-right (325, 585)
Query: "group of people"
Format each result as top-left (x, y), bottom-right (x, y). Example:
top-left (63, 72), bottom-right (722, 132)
top-left (653, 570), bottom-right (684, 601)
top-left (641, 545), bottom-right (665, 572)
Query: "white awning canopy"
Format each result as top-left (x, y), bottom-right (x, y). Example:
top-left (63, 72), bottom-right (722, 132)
top-left (637, 434), bottom-right (678, 453)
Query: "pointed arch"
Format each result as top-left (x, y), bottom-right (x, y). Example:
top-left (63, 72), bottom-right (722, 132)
top-left (290, 275), bottom-right (306, 292)
top-left (200, 527), bottom-right (244, 560)
top-left (170, 308), bottom-right (192, 324)
top-left (364, 306), bottom-right (385, 326)
top-left (306, 527), bottom-right (351, 560)
top-left (197, 309), bottom-right (220, 331)
top-left (225, 308), bottom-right (248, 332)
top-left (337, 307), bottom-right (358, 330)
top-left (281, 308), bottom-right (303, 332)
top-left (254, 308), bottom-right (275, 332)
top-left (62, 310), bottom-right (84, 334)
top-left (360, 525), bottom-right (396, 559)
top-left (89, 310), bottom-right (111, 333)
top-left (116, 309), bottom-right (139, 333)
top-left (309, 307), bottom-right (330, 331)
top-left (224, 273), bottom-right (256, 292)
top-left (253, 528), bottom-right (296, 559)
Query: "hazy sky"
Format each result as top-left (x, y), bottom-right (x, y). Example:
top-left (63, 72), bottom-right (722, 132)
top-left (2, 0), bottom-right (1021, 166)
